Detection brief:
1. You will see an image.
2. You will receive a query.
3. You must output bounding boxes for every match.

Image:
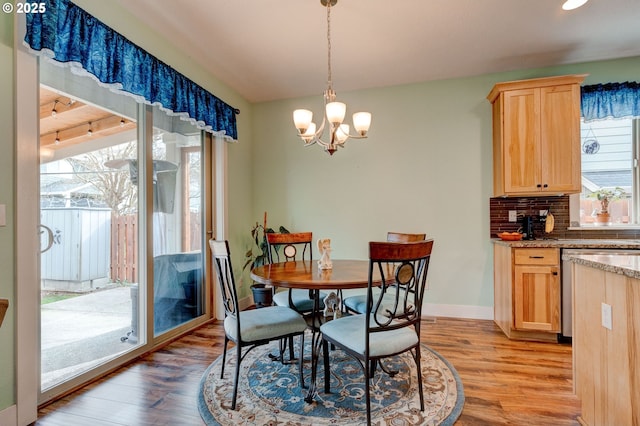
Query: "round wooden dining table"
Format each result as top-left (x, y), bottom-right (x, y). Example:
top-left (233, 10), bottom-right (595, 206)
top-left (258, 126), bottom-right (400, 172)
top-left (250, 259), bottom-right (380, 291)
top-left (251, 259), bottom-right (384, 403)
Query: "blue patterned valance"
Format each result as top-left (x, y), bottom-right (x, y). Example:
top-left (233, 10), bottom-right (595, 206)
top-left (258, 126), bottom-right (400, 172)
top-left (24, 0), bottom-right (238, 140)
top-left (581, 82), bottom-right (640, 122)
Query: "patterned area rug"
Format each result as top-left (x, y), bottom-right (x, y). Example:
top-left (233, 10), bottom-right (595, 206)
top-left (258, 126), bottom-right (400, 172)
top-left (198, 335), bottom-right (464, 425)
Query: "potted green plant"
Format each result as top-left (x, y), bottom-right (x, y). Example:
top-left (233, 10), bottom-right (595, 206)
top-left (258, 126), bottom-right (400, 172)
top-left (590, 187), bottom-right (625, 224)
top-left (243, 212), bottom-right (289, 307)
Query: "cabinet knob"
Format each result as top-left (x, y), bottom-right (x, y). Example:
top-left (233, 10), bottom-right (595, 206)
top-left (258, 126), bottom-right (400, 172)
top-left (543, 184), bottom-right (548, 188)
top-left (537, 184), bottom-right (542, 188)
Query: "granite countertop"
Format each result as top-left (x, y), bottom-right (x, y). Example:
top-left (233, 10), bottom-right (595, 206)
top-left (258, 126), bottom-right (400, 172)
top-left (563, 253), bottom-right (640, 280)
top-left (492, 238), bottom-right (640, 249)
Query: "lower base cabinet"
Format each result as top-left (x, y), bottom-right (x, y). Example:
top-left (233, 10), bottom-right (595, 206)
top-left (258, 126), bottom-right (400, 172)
top-left (494, 244), bottom-right (560, 342)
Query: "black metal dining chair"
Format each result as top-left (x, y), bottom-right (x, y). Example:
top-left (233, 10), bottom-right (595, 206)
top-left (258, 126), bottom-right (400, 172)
top-left (342, 232), bottom-right (427, 314)
top-left (319, 239), bottom-right (434, 425)
top-left (266, 231), bottom-right (330, 387)
top-left (209, 239), bottom-right (308, 410)
top-left (266, 231), bottom-right (322, 314)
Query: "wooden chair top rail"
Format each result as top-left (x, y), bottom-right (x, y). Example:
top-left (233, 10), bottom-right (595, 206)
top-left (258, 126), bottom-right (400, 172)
top-left (386, 232), bottom-right (427, 242)
top-left (266, 232), bottom-right (313, 244)
top-left (369, 240), bottom-right (434, 261)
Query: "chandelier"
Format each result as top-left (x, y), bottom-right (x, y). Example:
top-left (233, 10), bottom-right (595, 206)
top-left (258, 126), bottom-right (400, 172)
top-left (293, 0), bottom-right (372, 156)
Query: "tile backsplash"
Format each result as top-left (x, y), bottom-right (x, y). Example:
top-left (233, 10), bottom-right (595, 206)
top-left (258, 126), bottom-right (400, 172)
top-left (490, 195), bottom-right (640, 240)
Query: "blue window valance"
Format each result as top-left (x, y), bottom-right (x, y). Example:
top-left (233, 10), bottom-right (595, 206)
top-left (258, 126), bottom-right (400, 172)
top-left (581, 81), bottom-right (640, 123)
top-left (24, 0), bottom-right (238, 140)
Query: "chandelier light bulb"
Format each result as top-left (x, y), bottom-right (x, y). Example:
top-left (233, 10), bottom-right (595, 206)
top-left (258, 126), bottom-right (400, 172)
top-left (120, 118), bottom-right (125, 127)
top-left (562, 0), bottom-right (588, 10)
top-left (353, 112), bottom-right (372, 136)
top-left (325, 102), bottom-right (346, 125)
top-left (336, 124), bottom-right (349, 143)
top-left (54, 131), bottom-right (60, 145)
top-left (302, 123), bottom-right (317, 142)
top-left (294, 109), bottom-right (313, 133)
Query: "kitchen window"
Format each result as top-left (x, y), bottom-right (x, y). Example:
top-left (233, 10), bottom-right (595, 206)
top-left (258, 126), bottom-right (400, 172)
top-left (573, 82), bottom-right (640, 227)
top-left (578, 118), bottom-right (639, 225)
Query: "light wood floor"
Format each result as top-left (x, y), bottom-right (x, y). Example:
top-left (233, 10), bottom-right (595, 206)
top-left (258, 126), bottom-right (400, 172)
top-left (35, 317), bottom-right (581, 425)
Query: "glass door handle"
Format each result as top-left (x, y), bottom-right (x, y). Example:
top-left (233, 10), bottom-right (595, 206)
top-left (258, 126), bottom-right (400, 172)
top-left (40, 224), bottom-right (54, 253)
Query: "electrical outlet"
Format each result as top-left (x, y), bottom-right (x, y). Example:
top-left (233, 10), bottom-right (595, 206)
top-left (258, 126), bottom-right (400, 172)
top-left (601, 302), bottom-right (612, 330)
top-left (508, 210), bottom-right (517, 222)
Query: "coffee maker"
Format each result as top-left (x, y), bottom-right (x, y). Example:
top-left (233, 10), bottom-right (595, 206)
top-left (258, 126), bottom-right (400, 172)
top-left (521, 216), bottom-right (535, 240)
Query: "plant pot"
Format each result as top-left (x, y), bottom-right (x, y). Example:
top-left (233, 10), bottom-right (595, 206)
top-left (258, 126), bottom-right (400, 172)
top-left (595, 213), bottom-right (611, 225)
top-left (251, 284), bottom-right (273, 308)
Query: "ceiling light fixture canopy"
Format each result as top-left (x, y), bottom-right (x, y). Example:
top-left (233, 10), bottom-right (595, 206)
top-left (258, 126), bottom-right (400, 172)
top-left (292, 0), bottom-right (371, 156)
top-left (562, 0), bottom-right (589, 10)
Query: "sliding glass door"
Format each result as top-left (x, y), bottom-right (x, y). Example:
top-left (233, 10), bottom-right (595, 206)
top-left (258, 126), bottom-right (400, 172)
top-left (39, 83), bottom-right (143, 392)
top-left (38, 62), bottom-right (210, 402)
top-left (150, 107), bottom-right (205, 335)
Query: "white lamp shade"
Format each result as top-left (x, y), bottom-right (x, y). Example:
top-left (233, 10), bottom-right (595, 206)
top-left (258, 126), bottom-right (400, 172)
top-left (353, 112), bottom-right (371, 135)
top-left (562, 0), bottom-right (588, 10)
top-left (326, 102), bottom-right (346, 125)
top-left (336, 124), bottom-right (349, 143)
top-left (293, 109), bottom-right (313, 133)
top-left (302, 122), bottom-right (316, 142)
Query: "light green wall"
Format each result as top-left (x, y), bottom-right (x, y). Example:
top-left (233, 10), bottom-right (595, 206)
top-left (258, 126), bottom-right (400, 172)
top-left (0, 10), bottom-right (15, 411)
top-left (251, 56), bottom-right (640, 310)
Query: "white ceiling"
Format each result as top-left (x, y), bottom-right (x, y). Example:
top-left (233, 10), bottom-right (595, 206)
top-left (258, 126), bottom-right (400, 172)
top-left (116, 0), bottom-right (640, 103)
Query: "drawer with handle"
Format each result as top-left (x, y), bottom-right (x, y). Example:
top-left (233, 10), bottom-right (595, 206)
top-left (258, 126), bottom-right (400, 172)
top-left (513, 248), bottom-right (559, 265)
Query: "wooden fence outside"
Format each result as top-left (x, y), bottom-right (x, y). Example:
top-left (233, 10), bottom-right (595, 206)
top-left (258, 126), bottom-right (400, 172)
top-left (110, 213), bottom-right (201, 283)
top-left (110, 214), bottom-right (138, 283)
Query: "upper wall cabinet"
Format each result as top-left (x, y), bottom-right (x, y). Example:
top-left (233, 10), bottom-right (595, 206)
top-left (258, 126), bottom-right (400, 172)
top-left (487, 75), bottom-right (587, 197)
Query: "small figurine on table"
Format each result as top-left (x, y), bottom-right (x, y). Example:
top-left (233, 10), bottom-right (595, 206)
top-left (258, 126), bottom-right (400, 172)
top-left (317, 238), bottom-right (333, 270)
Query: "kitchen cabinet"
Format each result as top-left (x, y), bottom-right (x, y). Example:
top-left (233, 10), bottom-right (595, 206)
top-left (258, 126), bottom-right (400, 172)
top-left (487, 74), bottom-right (586, 197)
top-left (571, 261), bottom-right (640, 426)
top-left (494, 244), bottom-right (560, 342)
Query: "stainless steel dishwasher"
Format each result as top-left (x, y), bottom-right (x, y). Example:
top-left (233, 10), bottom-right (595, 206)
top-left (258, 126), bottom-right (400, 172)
top-left (561, 248), bottom-right (640, 338)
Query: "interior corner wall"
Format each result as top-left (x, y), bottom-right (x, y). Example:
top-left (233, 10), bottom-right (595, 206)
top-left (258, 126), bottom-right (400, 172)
top-left (0, 10), bottom-right (15, 415)
top-left (250, 56), bottom-right (640, 317)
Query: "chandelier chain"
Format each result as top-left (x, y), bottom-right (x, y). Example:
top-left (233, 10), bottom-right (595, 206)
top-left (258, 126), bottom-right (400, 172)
top-left (326, 1), bottom-right (332, 90)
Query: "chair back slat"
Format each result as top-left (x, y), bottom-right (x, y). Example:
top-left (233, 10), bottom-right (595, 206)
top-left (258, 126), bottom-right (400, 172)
top-left (386, 232), bottom-right (427, 242)
top-left (266, 232), bottom-right (313, 263)
top-left (209, 240), bottom-right (239, 319)
top-left (367, 240), bottom-right (433, 332)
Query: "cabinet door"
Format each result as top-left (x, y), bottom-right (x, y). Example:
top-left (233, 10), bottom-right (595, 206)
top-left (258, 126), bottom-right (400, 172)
top-left (540, 84), bottom-right (581, 193)
top-left (513, 264), bottom-right (560, 332)
top-left (502, 88), bottom-right (541, 194)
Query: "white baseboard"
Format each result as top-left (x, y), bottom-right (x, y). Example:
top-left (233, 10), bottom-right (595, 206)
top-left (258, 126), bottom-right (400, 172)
top-left (423, 303), bottom-right (494, 320)
top-left (0, 404), bottom-right (16, 426)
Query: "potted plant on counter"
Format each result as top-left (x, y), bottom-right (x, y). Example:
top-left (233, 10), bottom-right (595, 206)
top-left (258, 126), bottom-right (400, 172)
top-left (590, 187), bottom-right (625, 225)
